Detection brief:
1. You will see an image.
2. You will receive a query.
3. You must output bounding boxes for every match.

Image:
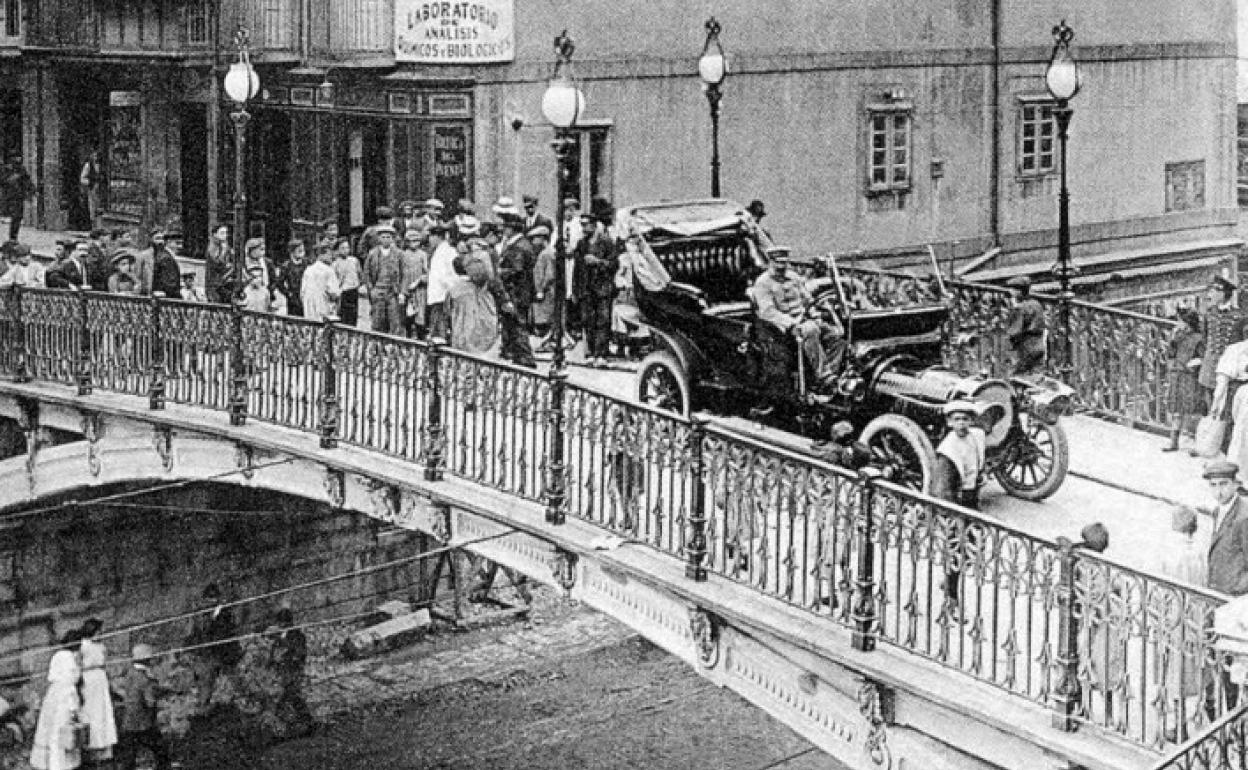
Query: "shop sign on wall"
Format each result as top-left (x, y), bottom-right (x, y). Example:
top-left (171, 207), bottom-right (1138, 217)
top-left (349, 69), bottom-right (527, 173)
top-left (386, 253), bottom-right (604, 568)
top-left (395, 0), bottom-right (514, 63)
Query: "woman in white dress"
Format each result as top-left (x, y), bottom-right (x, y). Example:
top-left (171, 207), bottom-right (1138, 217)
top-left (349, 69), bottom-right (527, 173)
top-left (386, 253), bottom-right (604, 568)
top-left (30, 649), bottom-right (82, 770)
top-left (77, 619), bottom-right (118, 762)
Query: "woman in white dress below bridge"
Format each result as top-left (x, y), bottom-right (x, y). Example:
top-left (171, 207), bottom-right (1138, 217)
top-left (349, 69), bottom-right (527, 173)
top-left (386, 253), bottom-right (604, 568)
top-left (77, 618), bottom-right (118, 763)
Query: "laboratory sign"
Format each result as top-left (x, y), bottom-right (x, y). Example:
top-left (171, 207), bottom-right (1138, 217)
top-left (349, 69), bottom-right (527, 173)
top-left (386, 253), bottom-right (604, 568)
top-left (395, 1), bottom-right (514, 64)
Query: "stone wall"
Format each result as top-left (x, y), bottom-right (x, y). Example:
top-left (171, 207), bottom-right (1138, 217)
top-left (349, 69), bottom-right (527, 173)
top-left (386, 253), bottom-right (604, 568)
top-left (0, 480), bottom-right (431, 681)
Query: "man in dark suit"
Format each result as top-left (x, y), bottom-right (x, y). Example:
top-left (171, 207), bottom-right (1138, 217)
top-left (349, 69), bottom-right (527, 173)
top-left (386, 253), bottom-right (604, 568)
top-left (45, 240), bottom-right (89, 289)
top-left (1203, 460), bottom-right (1248, 716)
top-left (573, 212), bottom-right (618, 367)
top-left (522, 194), bottom-right (554, 235)
top-left (495, 213), bottom-right (537, 367)
top-left (151, 229), bottom-right (183, 298)
top-left (1205, 461), bottom-right (1248, 595)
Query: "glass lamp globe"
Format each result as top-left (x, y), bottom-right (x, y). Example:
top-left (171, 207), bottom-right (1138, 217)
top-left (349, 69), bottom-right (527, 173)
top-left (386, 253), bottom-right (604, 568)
top-left (698, 52), bottom-right (726, 86)
top-left (1045, 51), bottom-right (1080, 101)
top-left (224, 60), bottom-right (260, 105)
top-left (541, 80), bottom-right (584, 129)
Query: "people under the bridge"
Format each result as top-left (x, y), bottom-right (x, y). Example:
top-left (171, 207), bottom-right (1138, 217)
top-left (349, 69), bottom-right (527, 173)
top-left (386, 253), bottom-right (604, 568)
top-left (114, 643), bottom-right (171, 770)
top-left (76, 619), bottom-right (118, 765)
top-left (29, 649), bottom-right (81, 770)
top-left (750, 247), bottom-right (845, 392)
top-left (184, 583), bottom-right (241, 711)
top-left (269, 607), bottom-right (313, 739)
top-left (1005, 275), bottom-right (1046, 376)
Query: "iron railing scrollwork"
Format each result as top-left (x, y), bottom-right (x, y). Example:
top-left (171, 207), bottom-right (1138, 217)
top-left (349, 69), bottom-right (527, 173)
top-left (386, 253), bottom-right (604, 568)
top-left (1, 287), bottom-right (1233, 758)
top-left (1150, 704), bottom-right (1248, 770)
top-left (944, 279), bottom-right (1176, 431)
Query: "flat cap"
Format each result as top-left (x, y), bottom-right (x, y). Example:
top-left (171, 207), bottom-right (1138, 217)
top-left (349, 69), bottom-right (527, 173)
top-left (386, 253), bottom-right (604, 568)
top-left (131, 643), bottom-right (155, 662)
top-left (942, 400), bottom-right (981, 417)
top-left (1006, 275), bottom-right (1032, 289)
top-left (1204, 460), bottom-right (1240, 480)
top-left (375, 205), bottom-right (394, 218)
top-left (424, 198), bottom-right (444, 209)
top-left (110, 250), bottom-right (136, 266)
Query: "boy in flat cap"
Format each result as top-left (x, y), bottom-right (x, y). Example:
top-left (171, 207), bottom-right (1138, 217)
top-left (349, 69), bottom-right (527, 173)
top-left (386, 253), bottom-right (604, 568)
top-left (935, 401), bottom-right (988, 608)
top-left (1005, 275), bottom-right (1046, 376)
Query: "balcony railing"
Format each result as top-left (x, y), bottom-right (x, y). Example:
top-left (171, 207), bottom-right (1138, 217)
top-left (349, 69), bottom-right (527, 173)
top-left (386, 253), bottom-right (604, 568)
top-left (319, 0), bottom-right (391, 57)
top-left (241, 0), bottom-right (299, 54)
top-left (27, 0), bottom-right (215, 53)
top-left (0, 284), bottom-right (1227, 759)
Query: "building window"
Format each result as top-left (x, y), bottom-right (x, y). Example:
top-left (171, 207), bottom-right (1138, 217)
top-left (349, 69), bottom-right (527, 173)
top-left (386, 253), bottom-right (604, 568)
top-left (1165, 160), bottom-right (1205, 212)
top-left (185, 1), bottom-right (210, 45)
top-left (2, 0), bottom-right (19, 38)
top-left (866, 108), bottom-right (911, 193)
top-left (1018, 100), bottom-right (1057, 177)
top-left (559, 125), bottom-right (613, 208)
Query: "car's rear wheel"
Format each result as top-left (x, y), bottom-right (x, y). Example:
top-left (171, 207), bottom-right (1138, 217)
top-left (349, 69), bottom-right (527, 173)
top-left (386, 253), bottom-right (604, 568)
top-left (859, 414), bottom-right (937, 494)
top-left (993, 414), bottom-right (1068, 501)
top-left (635, 350), bottom-right (691, 417)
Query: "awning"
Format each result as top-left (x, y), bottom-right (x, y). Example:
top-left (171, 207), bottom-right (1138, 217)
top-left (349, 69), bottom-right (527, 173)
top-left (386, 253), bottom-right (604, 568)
top-left (961, 237), bottom-right (1242, 285)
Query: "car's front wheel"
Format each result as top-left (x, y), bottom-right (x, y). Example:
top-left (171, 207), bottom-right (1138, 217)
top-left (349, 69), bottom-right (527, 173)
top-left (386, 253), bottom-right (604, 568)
top-left (992, 414), bottom-right (1068, 501)
top-left (635, 350), bottom-right (691, 417)
top-left (858, 414), bottom-right (937, 494)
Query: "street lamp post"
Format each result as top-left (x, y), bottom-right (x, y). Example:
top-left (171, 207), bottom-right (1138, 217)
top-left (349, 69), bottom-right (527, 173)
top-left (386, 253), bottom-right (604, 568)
top-left (540, 30), bottom-right (584, 525)
top-left (223, 26), bottom-right (260, 426)
top-left (1045, 20), bottom-right (1080, 378)
top-left (698, 18), bottom-right (726, 198)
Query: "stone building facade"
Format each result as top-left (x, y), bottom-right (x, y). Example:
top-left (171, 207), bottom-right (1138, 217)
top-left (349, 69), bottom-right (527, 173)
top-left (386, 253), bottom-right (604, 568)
top-left (1, 0), bottom-right (1237, 306)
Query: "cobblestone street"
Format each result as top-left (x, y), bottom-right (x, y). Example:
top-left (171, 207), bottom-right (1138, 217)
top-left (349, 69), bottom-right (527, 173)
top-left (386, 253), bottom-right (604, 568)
top-left (180, 587), bottom-right (842, 769)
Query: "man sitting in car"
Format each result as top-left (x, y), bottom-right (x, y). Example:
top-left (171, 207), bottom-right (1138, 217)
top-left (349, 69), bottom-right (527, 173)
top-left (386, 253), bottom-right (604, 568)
top-left (750, 247), bottom-right (846, 392)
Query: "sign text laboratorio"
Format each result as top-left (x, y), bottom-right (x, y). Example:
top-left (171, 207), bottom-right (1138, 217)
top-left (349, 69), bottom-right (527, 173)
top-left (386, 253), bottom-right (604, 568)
top-left (395, 1), bottom-right (514, 64)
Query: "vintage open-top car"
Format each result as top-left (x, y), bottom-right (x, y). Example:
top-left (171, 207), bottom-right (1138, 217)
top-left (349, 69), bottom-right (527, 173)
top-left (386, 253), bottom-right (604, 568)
top-left (621, 199), bottom-right (1072, 499)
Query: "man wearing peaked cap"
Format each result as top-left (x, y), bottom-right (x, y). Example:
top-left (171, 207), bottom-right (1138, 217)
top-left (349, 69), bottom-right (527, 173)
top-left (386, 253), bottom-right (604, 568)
top-left (1005, 274), bottom-right (1045, 376)
top-left (1204, 459), bottom-right (1248, 596)
top-left (1200, 273), bottom-right (1243, 399)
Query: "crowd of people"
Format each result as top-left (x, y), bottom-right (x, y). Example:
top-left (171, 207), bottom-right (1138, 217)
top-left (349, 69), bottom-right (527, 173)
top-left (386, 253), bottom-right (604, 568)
top-left (17, 584), bottom-right (310, 770)
top-left (195, 195), bottom-right (659, 367)
top-left (0, 195), bottom-right (663, 369)
top-left (0, 227), bottom-right (205, 305)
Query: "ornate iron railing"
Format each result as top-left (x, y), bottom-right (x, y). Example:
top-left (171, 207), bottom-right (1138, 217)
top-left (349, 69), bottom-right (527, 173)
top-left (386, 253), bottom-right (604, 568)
top-left (945, 280), bottom-right (1177, 431)
top-left (0, 287), bottom-right (1225, 757)
top-left (1151, 704), bottom-right (1248, 770)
